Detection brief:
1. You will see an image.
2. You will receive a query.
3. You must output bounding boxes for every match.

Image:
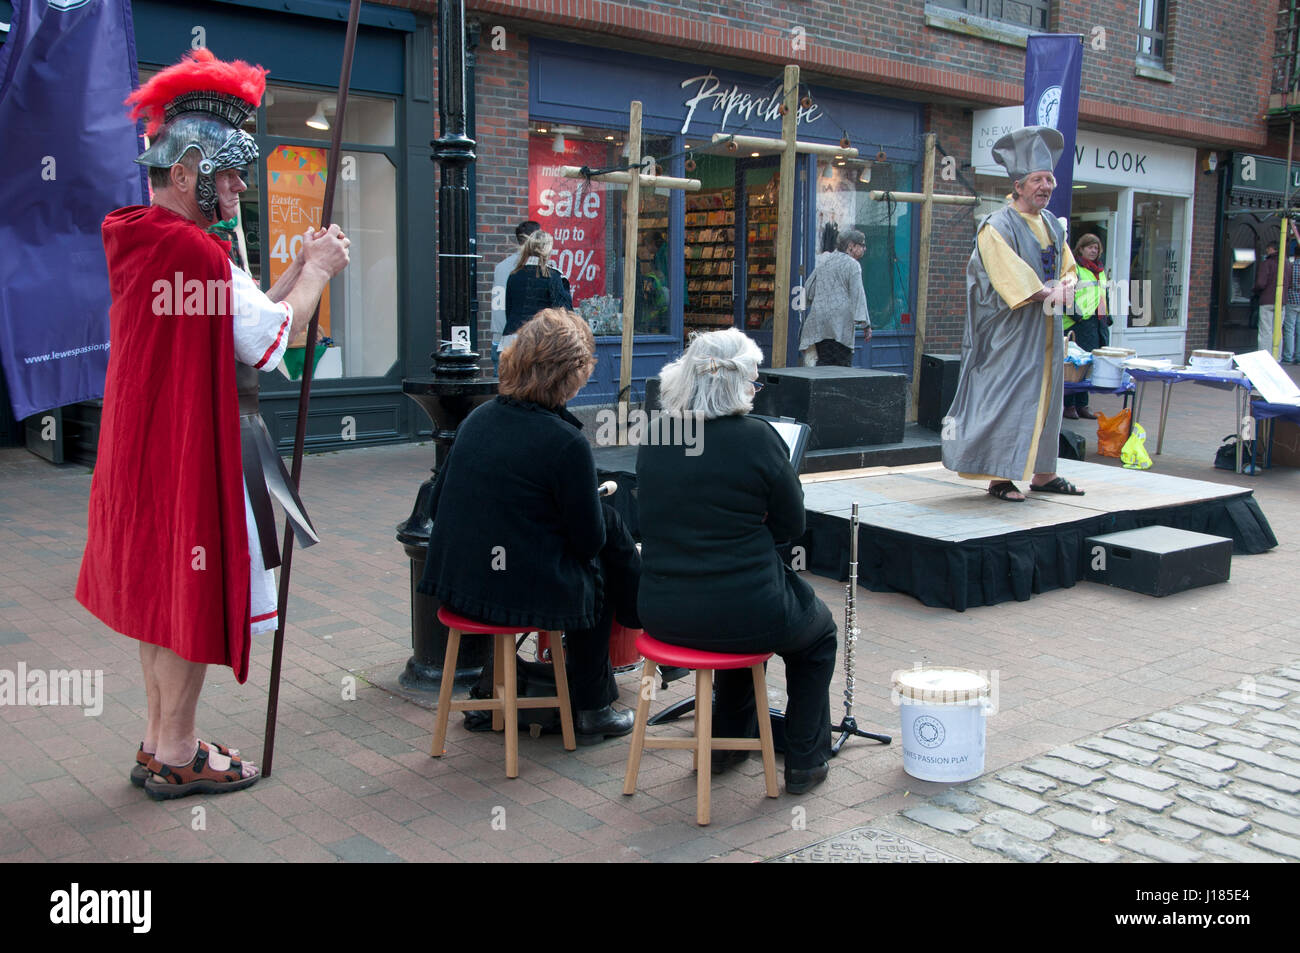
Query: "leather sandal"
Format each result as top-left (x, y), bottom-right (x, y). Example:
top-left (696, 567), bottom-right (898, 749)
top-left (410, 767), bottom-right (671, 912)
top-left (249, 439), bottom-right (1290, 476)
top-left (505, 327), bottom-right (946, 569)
top-left (143, 741), bottom-right (259, 800)
top-left (1030, 476), bottom-right (1085, 496)
top-left (1076, 408), bottom-right (1098, 419)
top-left (987, 481), bottom-right (1025, 502)
top-left (130, 740), bottom-right (240, 788)
top-left (130, 738), bottom-right (241, 785)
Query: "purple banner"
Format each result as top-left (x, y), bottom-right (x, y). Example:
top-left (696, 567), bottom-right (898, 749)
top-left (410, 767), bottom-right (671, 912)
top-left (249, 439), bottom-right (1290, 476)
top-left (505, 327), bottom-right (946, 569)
top-left (0, 0), bottom-right (147, 421)
top-left (1024, 34), bottom-right (1083, 226)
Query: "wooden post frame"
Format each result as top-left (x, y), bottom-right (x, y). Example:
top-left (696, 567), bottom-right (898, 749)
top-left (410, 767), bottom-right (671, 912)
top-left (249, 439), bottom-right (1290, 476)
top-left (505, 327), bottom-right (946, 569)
top-left (772, 64), bottom-right (799, 369)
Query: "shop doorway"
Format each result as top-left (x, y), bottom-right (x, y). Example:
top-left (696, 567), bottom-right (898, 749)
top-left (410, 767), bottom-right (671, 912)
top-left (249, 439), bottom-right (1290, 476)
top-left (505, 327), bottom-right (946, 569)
top-left (682, 151), bottom-right (804, 361)
top-left (1217, 213), bottom-right (1277, 354)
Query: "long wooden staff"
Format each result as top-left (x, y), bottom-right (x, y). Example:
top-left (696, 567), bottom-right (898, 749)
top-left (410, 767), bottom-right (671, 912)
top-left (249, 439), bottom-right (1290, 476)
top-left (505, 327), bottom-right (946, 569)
top-left (261, 0), bottom-right (362, 777)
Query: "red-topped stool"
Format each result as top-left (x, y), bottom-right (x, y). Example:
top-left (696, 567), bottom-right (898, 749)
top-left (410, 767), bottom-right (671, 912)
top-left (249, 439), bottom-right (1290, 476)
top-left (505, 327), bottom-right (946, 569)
top-left (432, 607), bottom-right (576, 778)
top-left (623, 632), bottom-right (779, 825)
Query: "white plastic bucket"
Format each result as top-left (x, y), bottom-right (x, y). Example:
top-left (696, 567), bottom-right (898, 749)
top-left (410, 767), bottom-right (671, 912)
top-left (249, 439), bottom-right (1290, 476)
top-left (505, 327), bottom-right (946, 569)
top-left (1090, 347), bottom-right (1135, 388)
top-left (892, 668), bottom-right (990, 783)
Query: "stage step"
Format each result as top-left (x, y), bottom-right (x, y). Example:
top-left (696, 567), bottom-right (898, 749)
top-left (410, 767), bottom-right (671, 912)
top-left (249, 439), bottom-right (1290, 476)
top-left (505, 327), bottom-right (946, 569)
top-left (1084, 526), bottom-right (1232, 597)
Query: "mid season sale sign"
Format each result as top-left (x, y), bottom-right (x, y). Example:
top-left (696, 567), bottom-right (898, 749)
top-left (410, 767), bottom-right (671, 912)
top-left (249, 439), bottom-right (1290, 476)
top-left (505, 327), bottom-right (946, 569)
top-left (528, 136), bottom-right (608, 304)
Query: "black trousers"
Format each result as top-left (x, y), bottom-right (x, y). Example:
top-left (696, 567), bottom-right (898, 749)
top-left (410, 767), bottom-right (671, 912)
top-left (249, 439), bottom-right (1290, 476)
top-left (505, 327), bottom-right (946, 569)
top-left (815, 339), bottom-right (854, 367)
top-left (667, 599), bottom-right (837, 770)
top-left (473, 504), bottom-right (640, 711)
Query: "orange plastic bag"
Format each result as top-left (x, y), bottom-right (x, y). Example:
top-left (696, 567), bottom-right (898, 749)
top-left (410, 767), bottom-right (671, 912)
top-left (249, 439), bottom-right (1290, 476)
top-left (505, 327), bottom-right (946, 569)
top-left (1096, 407), bottom-right (1131, 458)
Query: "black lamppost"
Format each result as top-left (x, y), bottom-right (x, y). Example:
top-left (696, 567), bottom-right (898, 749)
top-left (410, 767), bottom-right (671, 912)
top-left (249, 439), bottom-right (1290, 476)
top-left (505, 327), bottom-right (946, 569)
top-left (396, 0), bottom-right (496, 692)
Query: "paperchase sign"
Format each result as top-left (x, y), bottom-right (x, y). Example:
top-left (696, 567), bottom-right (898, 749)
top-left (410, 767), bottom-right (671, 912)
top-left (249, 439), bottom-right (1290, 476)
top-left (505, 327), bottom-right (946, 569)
top-left (971, 107), bottom-right (1194, 192)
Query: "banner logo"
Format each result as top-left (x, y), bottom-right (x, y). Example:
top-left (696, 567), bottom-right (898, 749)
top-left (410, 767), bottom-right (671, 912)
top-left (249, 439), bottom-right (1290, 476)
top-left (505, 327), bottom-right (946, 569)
top-left (1036, 85), bottom-right (1062, 127)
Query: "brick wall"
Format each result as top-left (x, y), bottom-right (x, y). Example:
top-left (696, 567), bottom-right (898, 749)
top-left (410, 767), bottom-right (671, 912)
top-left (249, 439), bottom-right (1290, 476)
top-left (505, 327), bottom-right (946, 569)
top-left (381, 0), bottom-right (1280, 149)
top-left (471, 30), bottom-right (531, 351)
top-left (1188, 151), bottom-right (1220, 356)
top-left (924, 101), bottom-right (978, 354)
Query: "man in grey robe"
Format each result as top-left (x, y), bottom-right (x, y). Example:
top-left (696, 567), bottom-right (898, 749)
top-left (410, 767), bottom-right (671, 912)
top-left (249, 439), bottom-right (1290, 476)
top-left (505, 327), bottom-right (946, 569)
top-left (941, 125), bottom-right (1082, 501)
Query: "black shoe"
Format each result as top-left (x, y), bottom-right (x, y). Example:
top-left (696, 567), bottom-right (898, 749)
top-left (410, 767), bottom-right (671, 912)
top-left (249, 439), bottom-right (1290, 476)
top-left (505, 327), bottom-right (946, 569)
top-left (575, 705), bottom-right (635, 745)
top-left (784, 762), bottom-right (829, 794)
top-left (463, 709), bottom-right (493, 732)
top-left (659, 666), bottom-right (690, 687)
top-left (710, 749), bottom-right (751, 776)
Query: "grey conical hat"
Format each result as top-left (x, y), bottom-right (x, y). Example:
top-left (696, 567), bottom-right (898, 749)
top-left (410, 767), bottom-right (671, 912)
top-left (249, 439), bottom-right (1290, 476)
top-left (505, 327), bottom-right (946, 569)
top-left (991, 125), bottom-right (1065, 179)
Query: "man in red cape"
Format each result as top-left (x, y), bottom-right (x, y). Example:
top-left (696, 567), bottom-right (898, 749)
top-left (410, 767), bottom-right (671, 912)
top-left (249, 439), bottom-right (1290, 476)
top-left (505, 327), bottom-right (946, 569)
top-left (76, 49), bottom-right (349, 799)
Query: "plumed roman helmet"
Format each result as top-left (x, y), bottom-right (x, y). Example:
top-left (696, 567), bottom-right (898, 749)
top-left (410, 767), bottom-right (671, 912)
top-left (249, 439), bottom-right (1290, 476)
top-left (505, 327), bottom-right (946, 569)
top-left (127, 48), bottom-right (268, 222)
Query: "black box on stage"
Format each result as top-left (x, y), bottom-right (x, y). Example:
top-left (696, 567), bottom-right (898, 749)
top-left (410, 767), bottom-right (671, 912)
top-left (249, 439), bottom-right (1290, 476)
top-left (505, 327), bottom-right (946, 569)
top-left (1084, 526), bottom-right (1232, 597)
top-left (1059, 428), bottom-right (1086, 461)
top-left (751, 367), bottom-right (906, 449)
top-left (918, 353), bottom-right (961, 432)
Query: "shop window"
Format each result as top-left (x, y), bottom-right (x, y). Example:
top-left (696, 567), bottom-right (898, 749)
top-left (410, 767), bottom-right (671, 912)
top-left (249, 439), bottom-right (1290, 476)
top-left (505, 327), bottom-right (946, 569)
top-left (264, 86), bottom-right (395, 146)
top-left (527, 126), bottom-right (673, 337)
top-left (928, 0), bottom-right (1050, 30)
top-left (814, 158), bottom-right (915, 332)
top-left (1129, 193), bottom-right (1185, 328)
top-left (261, 85), bottom-right (399, 379)
top-left (1136, 0), bottom-right (1168, 66)
top-left (681, 150), bottom-right (786, 340)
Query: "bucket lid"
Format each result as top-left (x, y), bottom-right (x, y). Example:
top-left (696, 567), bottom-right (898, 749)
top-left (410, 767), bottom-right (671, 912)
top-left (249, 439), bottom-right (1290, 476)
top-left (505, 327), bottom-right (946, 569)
top-left (892, 667), bottom-right (989, 703)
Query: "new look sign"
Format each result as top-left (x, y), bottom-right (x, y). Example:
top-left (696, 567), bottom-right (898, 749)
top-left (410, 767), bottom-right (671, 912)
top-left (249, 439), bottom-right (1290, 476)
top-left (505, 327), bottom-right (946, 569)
top-left (971, 107), bottom-right (1194, 193)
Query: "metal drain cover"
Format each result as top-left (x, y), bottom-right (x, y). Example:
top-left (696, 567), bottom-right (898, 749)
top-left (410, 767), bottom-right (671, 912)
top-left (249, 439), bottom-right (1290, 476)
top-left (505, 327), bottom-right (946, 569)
top-left (771, 827), bottom-right (964, 863)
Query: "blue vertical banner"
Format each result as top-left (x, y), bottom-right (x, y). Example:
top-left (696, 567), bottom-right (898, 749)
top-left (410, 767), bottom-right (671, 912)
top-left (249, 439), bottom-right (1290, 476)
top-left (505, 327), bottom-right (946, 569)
top-left (1024, 34), bottom-right (1083, 226)
top-left (0, 0), bottom-right (147, 421)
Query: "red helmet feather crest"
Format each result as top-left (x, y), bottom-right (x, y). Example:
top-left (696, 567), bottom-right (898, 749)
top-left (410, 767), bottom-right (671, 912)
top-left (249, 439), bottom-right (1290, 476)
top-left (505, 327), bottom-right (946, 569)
top-left (126, 48), bottom-right (268, 136)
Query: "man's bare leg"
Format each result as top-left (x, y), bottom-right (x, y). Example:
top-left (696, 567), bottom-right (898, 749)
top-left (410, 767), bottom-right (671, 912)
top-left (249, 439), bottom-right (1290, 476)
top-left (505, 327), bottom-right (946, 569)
top-left (140, 642), bottom-right (162, 757)
top-left (141, 643), bottom-right (256, 779)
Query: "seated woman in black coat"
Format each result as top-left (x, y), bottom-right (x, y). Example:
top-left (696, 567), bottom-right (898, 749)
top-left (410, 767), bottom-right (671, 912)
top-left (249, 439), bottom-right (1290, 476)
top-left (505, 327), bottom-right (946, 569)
top-left (635, 329), bottom-right (838, 793)
top-left (418, 309), bottom-right (639, 743)
top-left (503, 230), bottom-right (572, 347)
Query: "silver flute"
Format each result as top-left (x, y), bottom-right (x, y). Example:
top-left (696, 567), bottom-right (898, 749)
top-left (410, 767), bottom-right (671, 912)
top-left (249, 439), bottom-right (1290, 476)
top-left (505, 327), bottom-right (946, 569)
top-left (843, 502), bottom-right (860, 718)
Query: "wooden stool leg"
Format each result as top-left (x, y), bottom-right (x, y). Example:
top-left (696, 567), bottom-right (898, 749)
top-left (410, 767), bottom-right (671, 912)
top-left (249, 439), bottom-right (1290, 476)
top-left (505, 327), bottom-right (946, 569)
top-left (491, 633), bottom-right (506, 732)
top-left (500, 633), bottom-right (520, 778)
top-left (431, 628), bottom-right (462, 757)
top-left (695, 668), bottom-right (713, 826)
top-left (752, 664), bottom-right (780, 798)
top-left (622, 659), bottom-right (658, 796)
top-left (546, 630), bottom-right (577, 751)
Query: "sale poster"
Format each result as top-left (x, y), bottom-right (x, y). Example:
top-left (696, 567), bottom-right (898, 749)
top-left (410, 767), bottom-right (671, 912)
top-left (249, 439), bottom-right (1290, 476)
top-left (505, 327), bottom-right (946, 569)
top-left (528, 136), bottom-right (607, 304)
top-left (267, 145), bottom-right (331, 340)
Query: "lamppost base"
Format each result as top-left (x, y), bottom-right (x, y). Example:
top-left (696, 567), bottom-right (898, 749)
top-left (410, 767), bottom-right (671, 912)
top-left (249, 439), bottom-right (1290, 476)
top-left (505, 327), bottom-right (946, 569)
top-left (398, 654), bottom-right (484, 694)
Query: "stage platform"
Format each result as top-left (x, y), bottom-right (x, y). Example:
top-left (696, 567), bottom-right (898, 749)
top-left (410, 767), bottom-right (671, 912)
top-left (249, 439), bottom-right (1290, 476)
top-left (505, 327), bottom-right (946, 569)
top-left (799, 460), bottom-right (1277, 611)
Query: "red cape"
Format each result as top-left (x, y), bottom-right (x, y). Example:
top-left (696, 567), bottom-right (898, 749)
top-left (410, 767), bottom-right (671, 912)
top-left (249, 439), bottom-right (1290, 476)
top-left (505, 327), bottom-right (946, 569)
top-left (77, 205), bottom-right (252, 682)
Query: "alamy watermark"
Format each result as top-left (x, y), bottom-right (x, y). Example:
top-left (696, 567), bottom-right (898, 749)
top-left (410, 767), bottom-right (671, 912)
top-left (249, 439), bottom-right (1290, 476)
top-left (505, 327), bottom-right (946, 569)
top-left (0, 663), bottom-right (103, 716)
top-left (50, 883), bottom-right (150, 933)
top-left (1045, 278), bottom-right (1153, 321)
top-left (151, 273), bottom-right (259, 325)
top-left (593, 409), bottom-right (704, 456)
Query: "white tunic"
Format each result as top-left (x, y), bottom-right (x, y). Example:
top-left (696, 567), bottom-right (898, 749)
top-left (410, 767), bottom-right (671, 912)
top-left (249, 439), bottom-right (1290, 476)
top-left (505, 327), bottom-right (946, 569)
top-left (229, 263), bottom-right (293, 634)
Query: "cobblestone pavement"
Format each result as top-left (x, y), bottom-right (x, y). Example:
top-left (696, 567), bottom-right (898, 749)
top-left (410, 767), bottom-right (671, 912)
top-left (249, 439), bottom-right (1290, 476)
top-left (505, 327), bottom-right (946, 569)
top-left (783, 667), bottom-right (1300, 863)
top-left (1, 378), bottom-right (1298, 862)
